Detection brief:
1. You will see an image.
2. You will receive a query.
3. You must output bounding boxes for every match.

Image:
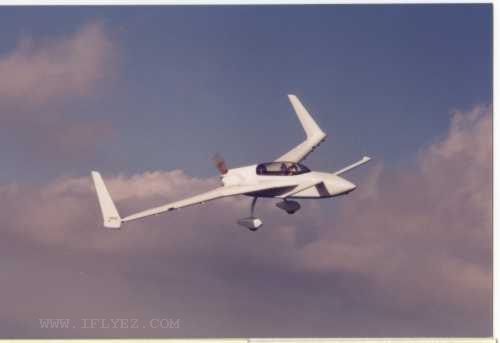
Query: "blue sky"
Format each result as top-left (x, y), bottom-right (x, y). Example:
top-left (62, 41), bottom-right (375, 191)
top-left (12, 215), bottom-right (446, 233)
top-left (0, 4), bottom-right (492, 181)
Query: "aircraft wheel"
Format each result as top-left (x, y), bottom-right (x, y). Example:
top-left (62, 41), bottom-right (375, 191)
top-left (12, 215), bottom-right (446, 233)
top-left (238, 217), bottom-right (263, 231)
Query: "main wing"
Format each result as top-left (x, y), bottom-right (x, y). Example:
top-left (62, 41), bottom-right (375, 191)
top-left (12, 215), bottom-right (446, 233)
top-left (121, 182), bottom-right (296, 224)
top-left (275, 95), bottom-right (327, 163)
top-left (91, 171), bottom-right (299, 228)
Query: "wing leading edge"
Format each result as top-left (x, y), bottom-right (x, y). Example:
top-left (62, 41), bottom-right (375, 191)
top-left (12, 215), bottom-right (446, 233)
top-left (275, 95), bottom-right (327, 163)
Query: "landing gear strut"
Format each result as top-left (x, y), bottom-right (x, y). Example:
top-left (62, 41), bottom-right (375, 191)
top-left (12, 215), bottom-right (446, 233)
top-left (237, 197), bottom-right (263, 231)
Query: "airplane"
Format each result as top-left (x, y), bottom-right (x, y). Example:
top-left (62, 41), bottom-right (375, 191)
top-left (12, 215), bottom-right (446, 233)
top-left (91, 94), bottom-right (371, 231)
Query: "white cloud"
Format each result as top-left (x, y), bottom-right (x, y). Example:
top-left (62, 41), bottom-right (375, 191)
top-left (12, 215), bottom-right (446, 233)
top-left (0, 22), bottom-right (115, 105)
top-left (0, 104), bottom-right (492, 336)
top-left (0, 22), bottom-right (117, 162)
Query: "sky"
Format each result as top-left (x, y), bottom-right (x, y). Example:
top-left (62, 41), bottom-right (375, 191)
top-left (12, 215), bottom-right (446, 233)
top-left (0, 4), bottom-right (492, 338)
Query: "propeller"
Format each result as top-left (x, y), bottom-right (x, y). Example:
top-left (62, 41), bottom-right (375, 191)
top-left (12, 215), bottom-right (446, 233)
top-left (212, 152), bottom-right (228, 175)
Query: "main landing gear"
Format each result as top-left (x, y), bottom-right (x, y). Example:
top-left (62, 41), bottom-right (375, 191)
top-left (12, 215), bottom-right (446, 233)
top-left (276, 199), bottom-right (301, 214)
top-left (237, 198), bottom-right (303, 231)
top-left (237, 197), bottom-right (263, 231)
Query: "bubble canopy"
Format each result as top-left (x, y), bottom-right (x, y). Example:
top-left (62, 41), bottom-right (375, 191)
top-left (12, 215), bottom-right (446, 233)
top-left (256, 162), bottom-right (311, 176)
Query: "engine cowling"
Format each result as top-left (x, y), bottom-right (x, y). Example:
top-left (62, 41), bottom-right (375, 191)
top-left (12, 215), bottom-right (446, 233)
top-left (276, 200), bottom-right (301, 214)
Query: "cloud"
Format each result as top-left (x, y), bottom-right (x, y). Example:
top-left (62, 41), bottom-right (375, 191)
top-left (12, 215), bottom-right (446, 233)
top-left (0, 105), bottom-right (492, 337)
top-left (295, 104), bottom-right (492, 326)
top-left (0, 22), bottom-right (115, 106)
top-left (0, 22), bottom-right (117, 164)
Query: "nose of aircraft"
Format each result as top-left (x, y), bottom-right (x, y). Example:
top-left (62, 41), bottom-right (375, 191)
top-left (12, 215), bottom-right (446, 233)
top-left (341, 179), bottom-right (357, 193)
top-left (330, 176), bottom-right (356, 195)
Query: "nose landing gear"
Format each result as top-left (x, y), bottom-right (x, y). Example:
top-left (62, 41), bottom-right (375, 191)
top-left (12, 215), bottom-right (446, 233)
top-left (237, 197), bottom-right (263, 231)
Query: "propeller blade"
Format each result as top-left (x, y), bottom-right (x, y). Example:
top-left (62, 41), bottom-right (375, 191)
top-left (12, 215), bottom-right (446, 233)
top-left (212, 153), bottom-right (228, 175)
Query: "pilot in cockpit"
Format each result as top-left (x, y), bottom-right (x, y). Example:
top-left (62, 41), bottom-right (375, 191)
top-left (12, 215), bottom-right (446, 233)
top-left (280, 163), bottom-right (288, 175)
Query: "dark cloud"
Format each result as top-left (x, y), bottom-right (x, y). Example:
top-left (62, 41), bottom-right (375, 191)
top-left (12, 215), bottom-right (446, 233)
top-left (0, 105), bottom-right (491, 337)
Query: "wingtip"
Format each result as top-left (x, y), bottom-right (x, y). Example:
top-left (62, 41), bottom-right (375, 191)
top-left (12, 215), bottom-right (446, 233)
top-left (91, 170), bottom-right (122, 229)
top-left (103, 218), bottom-right (122, 229)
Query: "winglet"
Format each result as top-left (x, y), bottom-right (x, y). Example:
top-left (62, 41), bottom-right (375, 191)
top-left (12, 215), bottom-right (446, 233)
top-left (276, 95), bottom-right (327, 162)
top-left (287, 94), bottom-right (326, 140)
top-left (91, 171), bottom-right (122, 229)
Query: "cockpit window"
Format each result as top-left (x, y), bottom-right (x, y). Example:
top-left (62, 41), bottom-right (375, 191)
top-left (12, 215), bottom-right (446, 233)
top-left (256, 162), bottom-right (311, 176)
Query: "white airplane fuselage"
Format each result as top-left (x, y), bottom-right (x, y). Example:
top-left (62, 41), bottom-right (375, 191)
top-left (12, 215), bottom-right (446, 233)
top-left (222, 164), bottom-right (356, 199)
